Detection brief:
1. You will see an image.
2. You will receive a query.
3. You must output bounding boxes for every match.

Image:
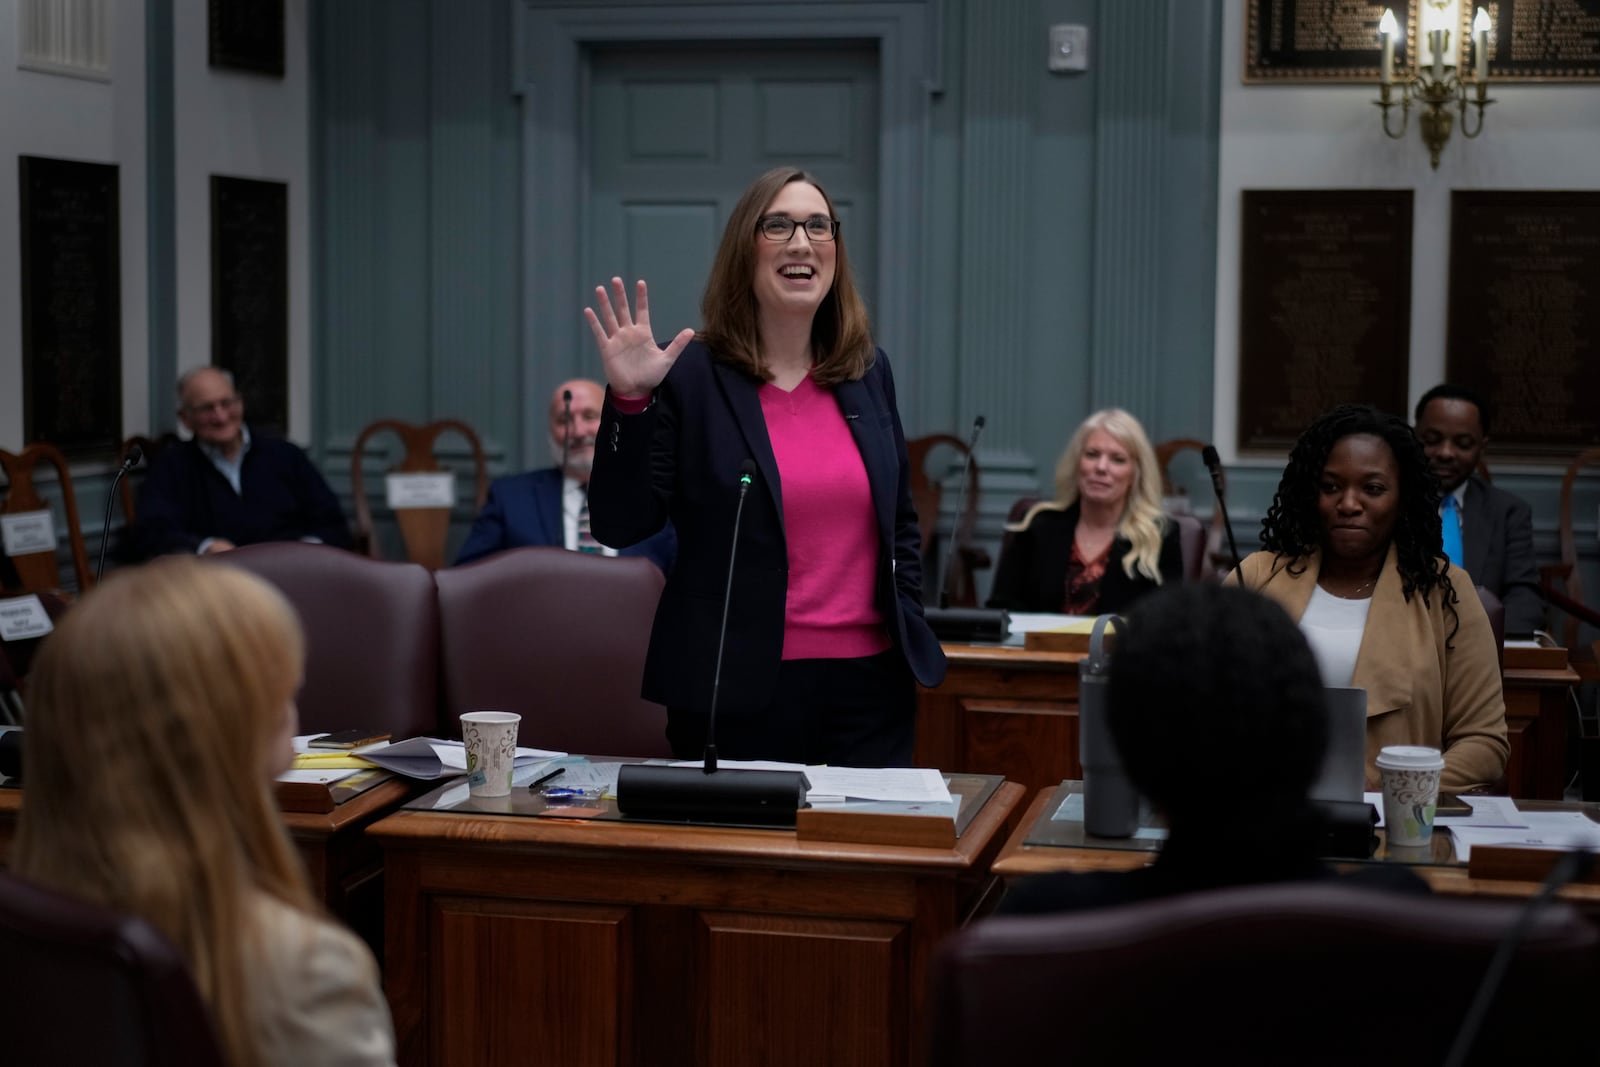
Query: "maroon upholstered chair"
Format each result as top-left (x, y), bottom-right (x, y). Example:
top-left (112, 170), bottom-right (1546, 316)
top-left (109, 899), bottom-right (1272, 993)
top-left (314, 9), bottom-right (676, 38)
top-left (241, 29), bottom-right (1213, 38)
top-left (929, 882), bottom-right (1599, 1066)
top-left (435, 547), bottom-right (669, 757)
top-left (209, 542), bottom-right (440, 739)
top-left (0, 871), bottom-right (226, 1066)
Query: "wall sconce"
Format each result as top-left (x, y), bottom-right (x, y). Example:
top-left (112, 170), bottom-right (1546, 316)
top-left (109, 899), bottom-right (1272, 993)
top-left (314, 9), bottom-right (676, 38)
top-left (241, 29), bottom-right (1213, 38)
top-left (1376, 2), bottom-right (1494, 168)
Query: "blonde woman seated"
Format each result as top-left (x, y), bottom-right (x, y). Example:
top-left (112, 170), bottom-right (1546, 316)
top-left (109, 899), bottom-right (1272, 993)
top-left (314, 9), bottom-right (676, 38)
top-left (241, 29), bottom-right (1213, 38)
top-left (13, 558), bottom-right (396, 1067)
top-left (988, 408), bottom-right (1183, 614)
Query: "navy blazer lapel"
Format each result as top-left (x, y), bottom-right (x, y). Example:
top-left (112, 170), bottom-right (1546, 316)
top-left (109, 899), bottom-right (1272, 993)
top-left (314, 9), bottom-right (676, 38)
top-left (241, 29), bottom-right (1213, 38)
top-left (834, 374), bottom-right (894, 546)
top-left (536, 469), bottom-right (564, 545)
top-left (710, 360), bottom-right (784, 524)
top-left (1461, 478), bottom-right (1489, 577)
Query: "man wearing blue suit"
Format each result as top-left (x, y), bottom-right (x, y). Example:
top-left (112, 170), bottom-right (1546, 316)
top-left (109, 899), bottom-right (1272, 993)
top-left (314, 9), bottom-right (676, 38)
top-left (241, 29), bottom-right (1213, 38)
top-left (455, 378), bottom-right (675, 572)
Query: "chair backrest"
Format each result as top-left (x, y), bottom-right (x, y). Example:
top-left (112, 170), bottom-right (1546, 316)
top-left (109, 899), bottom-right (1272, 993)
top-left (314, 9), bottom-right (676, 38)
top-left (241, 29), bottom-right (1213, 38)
top-left (434, 547), bottom-right (670, 756)
top-left (929, 881), bottom-right (1600, 1066)
top-left (0, 443), bottom-right (93, 595)
top-left (116, 433), bottom-right (180, 526)
top-left (209, 542), bottom-right (440, 739)
top-left (907, 433), bottom-right (988, 607)
top-left (0, 589), bottom-right (70, 699)
top-left (0, 871), bottom-right (227, 1067)
top-left (1546, 446), bottom-right (1600, 649)
top-left (351, 418), bottom-right (489, 570)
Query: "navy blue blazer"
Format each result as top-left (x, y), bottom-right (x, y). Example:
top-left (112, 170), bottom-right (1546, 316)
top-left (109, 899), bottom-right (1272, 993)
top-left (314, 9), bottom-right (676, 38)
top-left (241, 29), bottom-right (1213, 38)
top-left (588, 342), bottom-right (945, 717)
top-left (454, 467), bottom-right (676, 573)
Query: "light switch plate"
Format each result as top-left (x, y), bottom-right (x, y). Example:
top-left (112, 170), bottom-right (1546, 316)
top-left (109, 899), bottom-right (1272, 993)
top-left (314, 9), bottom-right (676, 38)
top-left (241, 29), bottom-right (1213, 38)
top-left (1048, 24), bottom-right (1089, 72)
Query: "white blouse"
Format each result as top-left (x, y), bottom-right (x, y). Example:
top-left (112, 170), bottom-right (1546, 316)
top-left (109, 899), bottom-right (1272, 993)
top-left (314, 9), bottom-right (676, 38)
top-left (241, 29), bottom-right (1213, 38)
top-left (1297, 584), bottom-right (1372, 688)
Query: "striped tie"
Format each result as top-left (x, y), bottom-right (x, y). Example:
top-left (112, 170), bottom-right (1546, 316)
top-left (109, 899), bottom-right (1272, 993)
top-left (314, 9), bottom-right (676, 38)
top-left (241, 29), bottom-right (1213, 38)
top-left (577, 484), bottom-right (602, 554)
top-left (1440, 493), bottom-right (1463, 567)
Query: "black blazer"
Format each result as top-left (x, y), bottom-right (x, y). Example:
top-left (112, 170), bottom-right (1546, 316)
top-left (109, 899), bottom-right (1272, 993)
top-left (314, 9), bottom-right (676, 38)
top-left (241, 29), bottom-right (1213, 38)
top-left (986, 503), bottom-right (1183, 613)
top-left (1460, 477), bottom-right (1543, 635)
top-left (588, 342), bottom-right (945, 717)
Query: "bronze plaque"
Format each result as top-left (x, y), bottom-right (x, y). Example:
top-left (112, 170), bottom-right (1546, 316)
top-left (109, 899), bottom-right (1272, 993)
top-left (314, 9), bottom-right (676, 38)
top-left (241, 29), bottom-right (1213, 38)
top-left (1238, 190), bottom-right (1414, 453)
top-left (1446, 191), bottom-right (1600, 455)
top-left (1481, 0), bottom-right (1600, 82)
top-left (19, 156), bottom-right (122, 455)
top-left (211, 175), bottom-right (288, 435)
top-left (208, 0), bottom-right (284, 77)
top-left (1245, 0), bottom-right (1416, 82)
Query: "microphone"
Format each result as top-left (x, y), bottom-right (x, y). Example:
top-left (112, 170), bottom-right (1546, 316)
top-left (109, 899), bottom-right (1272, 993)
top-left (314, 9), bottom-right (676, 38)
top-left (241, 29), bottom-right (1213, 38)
top-left (558, 389), bottom-right (573, 476)
top-left (95, 444), bottom-right (143, 585)
top-left (1200, 445), bottom-right (1245, 585)
top-left (615, 459), bottom-right (810, 826)
top-left (923, 416), bottom-right (1009, 643)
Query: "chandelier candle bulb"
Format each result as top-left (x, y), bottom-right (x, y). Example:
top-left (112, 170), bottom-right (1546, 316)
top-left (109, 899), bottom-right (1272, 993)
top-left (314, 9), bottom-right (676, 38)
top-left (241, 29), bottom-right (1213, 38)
top-left (1378, 9), bottom-right (1396, 86)
top-left (1474, 7), bottom-right (1490, 83)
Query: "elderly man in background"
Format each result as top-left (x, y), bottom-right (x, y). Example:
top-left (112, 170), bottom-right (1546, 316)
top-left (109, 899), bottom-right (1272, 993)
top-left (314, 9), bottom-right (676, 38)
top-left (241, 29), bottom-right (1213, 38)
top-left (455, 378), bottom-right (675, 572)
top-left (131, 367), bottom-right (351, 558)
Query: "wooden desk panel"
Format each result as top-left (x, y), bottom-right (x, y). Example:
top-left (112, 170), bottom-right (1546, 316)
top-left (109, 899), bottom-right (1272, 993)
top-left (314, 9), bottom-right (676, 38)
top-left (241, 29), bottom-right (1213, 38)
top-left (371, 782), bottom-right (1024, 1067)
top-left (992, 787), bottom-right (1600, 914)
top-left (922, 645), bottom-right (1578, 801)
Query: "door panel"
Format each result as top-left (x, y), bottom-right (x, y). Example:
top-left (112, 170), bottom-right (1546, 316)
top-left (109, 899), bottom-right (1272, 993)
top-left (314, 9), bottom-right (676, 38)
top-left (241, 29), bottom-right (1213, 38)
top-left (588, 42), bottom-right (880, 340)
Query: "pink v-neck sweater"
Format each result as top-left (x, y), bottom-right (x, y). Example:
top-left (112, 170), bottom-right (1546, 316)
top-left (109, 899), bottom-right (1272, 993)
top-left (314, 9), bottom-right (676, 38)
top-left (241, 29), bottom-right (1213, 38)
top-left (758, 374), bottom-right (889, 660)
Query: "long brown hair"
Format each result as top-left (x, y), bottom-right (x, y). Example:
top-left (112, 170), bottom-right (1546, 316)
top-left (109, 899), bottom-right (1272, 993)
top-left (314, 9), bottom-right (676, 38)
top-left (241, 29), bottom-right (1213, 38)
top-left (699, 166), bottom-right (874, 386)
top-left (14, 558), bottom-right (315, 1067)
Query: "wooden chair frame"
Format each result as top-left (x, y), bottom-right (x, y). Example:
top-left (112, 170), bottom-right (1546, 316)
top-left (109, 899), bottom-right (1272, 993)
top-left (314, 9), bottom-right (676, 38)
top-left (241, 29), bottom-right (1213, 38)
top-left (907, 433), bottom-right (990, 607)
top-left (0, 443), bottom-right (93, 595)
top-left (1540, 446), bottom-right (1600, 653)
top-left (351, 419), bottom-right (489, 571)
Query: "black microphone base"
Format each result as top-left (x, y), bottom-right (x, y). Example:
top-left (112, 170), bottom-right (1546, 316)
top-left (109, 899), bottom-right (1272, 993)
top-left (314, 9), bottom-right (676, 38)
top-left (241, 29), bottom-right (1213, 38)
top-left (615, 765), bottom-right (810, 827)
top-left (925, 607), bottom-right (1010, 644)
top-left (1311, 799), bottom-right (1379, 859)
top-left (0, 728), bottom-right (22, 782)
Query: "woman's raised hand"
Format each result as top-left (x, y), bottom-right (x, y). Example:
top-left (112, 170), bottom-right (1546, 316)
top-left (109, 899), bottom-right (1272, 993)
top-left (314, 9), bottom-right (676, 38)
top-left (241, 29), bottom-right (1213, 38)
top-left (583, 278), bottom-right (695, 399)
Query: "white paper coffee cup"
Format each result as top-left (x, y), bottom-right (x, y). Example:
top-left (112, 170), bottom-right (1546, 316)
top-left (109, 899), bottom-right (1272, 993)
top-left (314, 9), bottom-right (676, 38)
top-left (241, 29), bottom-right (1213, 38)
top-left (1375, 745), bottom-right (1445, 847)
top-left (460, 711), bottom-right (521, 798)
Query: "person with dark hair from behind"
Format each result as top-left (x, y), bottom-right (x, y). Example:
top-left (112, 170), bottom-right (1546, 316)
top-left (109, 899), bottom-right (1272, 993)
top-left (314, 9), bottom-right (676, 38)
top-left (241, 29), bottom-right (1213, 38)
top-left (1413, 383), bottom-right (1543, 634)
top-left (998, 583), bottom-right (1426, 915)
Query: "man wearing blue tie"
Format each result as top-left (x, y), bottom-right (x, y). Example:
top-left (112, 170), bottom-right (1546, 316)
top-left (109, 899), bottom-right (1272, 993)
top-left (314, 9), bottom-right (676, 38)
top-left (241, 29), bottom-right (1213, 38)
top-left (1414, 384), bottom-right (1542, 634)
top-left (455, 379), bottom-right (675, 572)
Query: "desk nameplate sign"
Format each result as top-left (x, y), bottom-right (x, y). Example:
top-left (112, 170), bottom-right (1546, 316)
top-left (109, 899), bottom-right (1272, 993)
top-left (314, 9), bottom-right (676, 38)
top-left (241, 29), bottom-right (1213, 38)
top-left (0, 595), bottom-right (54, 641)
top-left (385, 472), bottom-right (455, 510)
top-left (1, 511), bottom-right (56, 556)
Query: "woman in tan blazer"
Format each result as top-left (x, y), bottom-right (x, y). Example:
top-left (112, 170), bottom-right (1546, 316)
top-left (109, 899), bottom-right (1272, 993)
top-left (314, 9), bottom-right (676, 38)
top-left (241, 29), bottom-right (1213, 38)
top-left (14, 558), bottom-right (395, 1067)
top-left (1232, 405), bottom-right (1507, 793)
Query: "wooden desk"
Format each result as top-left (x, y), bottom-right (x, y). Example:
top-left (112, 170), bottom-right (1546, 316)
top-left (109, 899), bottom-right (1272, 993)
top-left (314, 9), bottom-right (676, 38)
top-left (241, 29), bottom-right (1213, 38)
top-left (370, 780), bottom-right (1024, 1067)
top-left (0, 779), bottom-right (411, 950)
top-left (992, 784), bottom-right (1600, 914)
top-left (919, 643), bottom-right (1579, 800)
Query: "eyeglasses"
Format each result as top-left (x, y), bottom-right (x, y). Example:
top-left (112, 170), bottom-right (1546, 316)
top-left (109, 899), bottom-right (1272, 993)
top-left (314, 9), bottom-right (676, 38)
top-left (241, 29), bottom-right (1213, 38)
top-left (184, 396), bottom-right (241, 416)
top-left (756, 214), bottom-right (840, 243)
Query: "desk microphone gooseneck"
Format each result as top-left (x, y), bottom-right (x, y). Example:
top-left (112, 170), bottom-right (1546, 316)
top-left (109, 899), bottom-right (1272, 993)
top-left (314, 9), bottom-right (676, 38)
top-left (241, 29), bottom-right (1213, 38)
top-left (558, 389), bottom-right (573, 475)
top-left (95, 444), bottom-right (143, 585)
top-left (1201, 445), bottom-right (1244, 586)
top-left (923, 415), bottom-right (1009, 643)
top-left (614, 459), bottom-right (809, 825)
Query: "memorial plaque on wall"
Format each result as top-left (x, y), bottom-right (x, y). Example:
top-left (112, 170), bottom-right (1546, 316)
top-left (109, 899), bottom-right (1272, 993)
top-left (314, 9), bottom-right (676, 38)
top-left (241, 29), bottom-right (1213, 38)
top-left (19, 156), bottom-right (122, 455)
top-left (1245, 0), bottom-right (1415, 82)
top-left (1238, 190), bottom-right (1413, 453)
top-left (1481, 0), bottom-right (1600, 82)
top-left (208, 0), bottom-right (284, 77)
top-left (1446, 191), bottom-right (1600, 455)
top-left (211, 176), bottom-right (288, 435)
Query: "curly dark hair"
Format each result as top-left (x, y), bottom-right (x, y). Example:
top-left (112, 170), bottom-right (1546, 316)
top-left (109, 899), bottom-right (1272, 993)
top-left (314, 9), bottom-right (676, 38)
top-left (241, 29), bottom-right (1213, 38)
top-left (1108, 584), bottom-right (1326, 832)
top-left (1259, 404), bottom-right (1458, 638)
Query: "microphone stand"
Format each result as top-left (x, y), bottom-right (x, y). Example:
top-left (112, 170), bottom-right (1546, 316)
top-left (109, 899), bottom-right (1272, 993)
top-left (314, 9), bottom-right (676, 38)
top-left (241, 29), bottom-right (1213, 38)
top-left (95, 445), bottom-right (143, 585)
top-left (615, 460), bottom-right (809, 826)
top-left (924, 416), bottom-right (1009, 643)
top-left (1201, 445), bottom-right (1245, 585)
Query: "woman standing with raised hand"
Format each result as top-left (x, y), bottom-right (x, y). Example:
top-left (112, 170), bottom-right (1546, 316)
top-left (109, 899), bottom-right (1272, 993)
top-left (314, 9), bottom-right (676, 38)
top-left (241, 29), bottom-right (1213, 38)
top-left (583, 166), bottom-right (944, 767)
top-left (14, 559), bottom-right (395, 1067)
